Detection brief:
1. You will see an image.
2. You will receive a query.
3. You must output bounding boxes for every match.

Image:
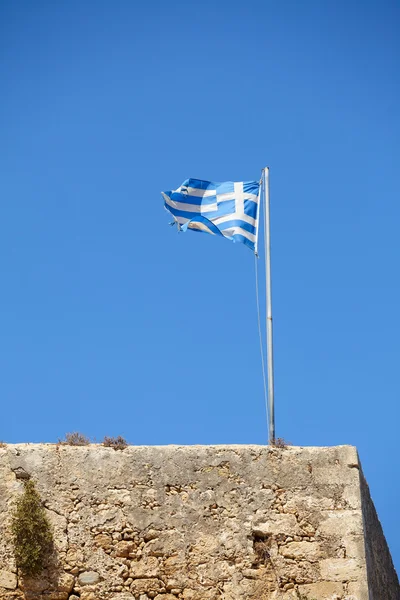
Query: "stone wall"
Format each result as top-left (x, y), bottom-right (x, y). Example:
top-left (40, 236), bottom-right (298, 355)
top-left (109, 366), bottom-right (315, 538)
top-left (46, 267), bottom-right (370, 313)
top-left (0, 445), bottom-right (398, 600)
top-left (359, 473), bottom-right (399, 598)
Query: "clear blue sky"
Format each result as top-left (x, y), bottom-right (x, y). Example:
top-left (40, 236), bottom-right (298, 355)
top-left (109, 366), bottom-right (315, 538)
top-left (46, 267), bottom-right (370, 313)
top-left (1, 0), bottom-right (399, 570)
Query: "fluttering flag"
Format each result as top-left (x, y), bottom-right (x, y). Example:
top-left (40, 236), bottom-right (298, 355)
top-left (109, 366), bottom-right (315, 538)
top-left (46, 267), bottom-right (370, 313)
top-left (162, 178), bottom-right (261, 252)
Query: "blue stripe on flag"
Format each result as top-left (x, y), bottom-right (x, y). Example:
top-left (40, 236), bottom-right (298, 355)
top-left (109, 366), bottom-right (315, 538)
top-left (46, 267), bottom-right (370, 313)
top-left (215, 181), bottom-right (235, 194)
top-left (170, 192), bottom-right (217, 206)
top-left (164, 205), bottom-right (201, 220)
top-left (244, 199), bottom-right (258, 218)
top-left (184, 178), bottom-right (217, 191)
top-left (243, 181), bottom-right (260, 195)
top-left (165, 200), bottom-right (236, 220)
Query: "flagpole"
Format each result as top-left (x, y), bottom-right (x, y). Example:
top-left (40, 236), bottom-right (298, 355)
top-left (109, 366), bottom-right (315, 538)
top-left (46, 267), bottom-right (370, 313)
top-left (263, 167), bottom-right (275, 444)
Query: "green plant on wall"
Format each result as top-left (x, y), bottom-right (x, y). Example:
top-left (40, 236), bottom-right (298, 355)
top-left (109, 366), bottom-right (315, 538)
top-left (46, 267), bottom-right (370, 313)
top-left (11, 480), bottom-right (53, 576)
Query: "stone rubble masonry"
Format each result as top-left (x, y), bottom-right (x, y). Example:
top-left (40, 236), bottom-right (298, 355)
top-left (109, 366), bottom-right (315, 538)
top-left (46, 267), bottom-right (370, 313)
top-left (0, 444), bottom-right (398, 600)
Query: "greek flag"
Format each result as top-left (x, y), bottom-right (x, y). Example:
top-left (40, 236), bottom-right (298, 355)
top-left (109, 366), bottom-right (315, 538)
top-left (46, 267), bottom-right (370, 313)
top-left (162, 178), bottom-right (261, 252)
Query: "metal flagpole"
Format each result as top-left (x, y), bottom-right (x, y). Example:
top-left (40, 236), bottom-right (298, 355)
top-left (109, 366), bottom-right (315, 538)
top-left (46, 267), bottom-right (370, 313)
top-left (263, 167), bottom-right (275, 444)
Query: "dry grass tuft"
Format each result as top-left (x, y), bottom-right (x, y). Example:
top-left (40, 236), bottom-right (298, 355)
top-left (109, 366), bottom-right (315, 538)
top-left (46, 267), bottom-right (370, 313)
top-left (270, 437), bottom-right (291, 449)
top-left (102, 435), bottom-right (128, 451)
top-left (58, 432), bottom-right (90, 446)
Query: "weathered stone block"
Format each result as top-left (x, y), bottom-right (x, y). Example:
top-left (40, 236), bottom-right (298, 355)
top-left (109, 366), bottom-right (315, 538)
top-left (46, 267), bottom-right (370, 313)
top-left (297, 581), bottom-right (343, 598)
top-left (130, 577), bottom-right (163, 595)
top-left (78, 570), bottom-right (101, 585)
top-left (252, 513), bottom-right (302, 537)
top-left (55, 573), bottom-right (75, 592)
top-left (318, 510), bottom-right (363, 537)
top-left (130, 556), bottom-right (160, 578)
top-left (347, 580), bottom-right (369, 600)
top-left (320, 557), bottom-right (363, 581)
top-left (279, 541), bottom-right (322, 560)
top-left (0, 570), bottom-right (17, 590)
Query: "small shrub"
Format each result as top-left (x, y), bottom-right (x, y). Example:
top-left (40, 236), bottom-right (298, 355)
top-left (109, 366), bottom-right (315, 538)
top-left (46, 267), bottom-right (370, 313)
top-left (0, 441), bottom-right (6, 448)
top-left (59, 432), bottom-right (90, 446)
top-left (11, 480), bottom-right (53, 577)
top-left (271, 437), bottom-right (291, 449)
top-left (102, 435), bottom-right (128, 450)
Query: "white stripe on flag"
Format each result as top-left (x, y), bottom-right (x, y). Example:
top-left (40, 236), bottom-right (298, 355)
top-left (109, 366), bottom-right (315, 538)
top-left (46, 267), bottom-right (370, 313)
top-left (217, 191), bottom-right (258, 203)
top-left (213, 213), bottom-right (257, 227)
top-left (234, 182), bottom-right (245, 217)
top-left (181, 186), bottom-right (216, 198)
top-left (164, 196), bottom-right (218, 213)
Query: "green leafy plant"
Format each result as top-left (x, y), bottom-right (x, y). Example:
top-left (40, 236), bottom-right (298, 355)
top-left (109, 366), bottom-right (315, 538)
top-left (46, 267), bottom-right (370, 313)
top-left (102, 435), bottom-right (128, 450)
top-left (59, 432), bottom-right (90, 446)
top-left (11, 480), bottom-right (53, 576)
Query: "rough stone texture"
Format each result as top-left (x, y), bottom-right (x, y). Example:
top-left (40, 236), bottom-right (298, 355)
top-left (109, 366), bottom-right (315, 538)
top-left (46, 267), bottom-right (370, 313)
top-left (360, 471), bottom-right (400, 599)
top-left (0, 570), bottom-right (17, 590)
top-left (78, 571), bottom-right (101, 585)
top-left (0, 444), bottom-right (398, 600)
